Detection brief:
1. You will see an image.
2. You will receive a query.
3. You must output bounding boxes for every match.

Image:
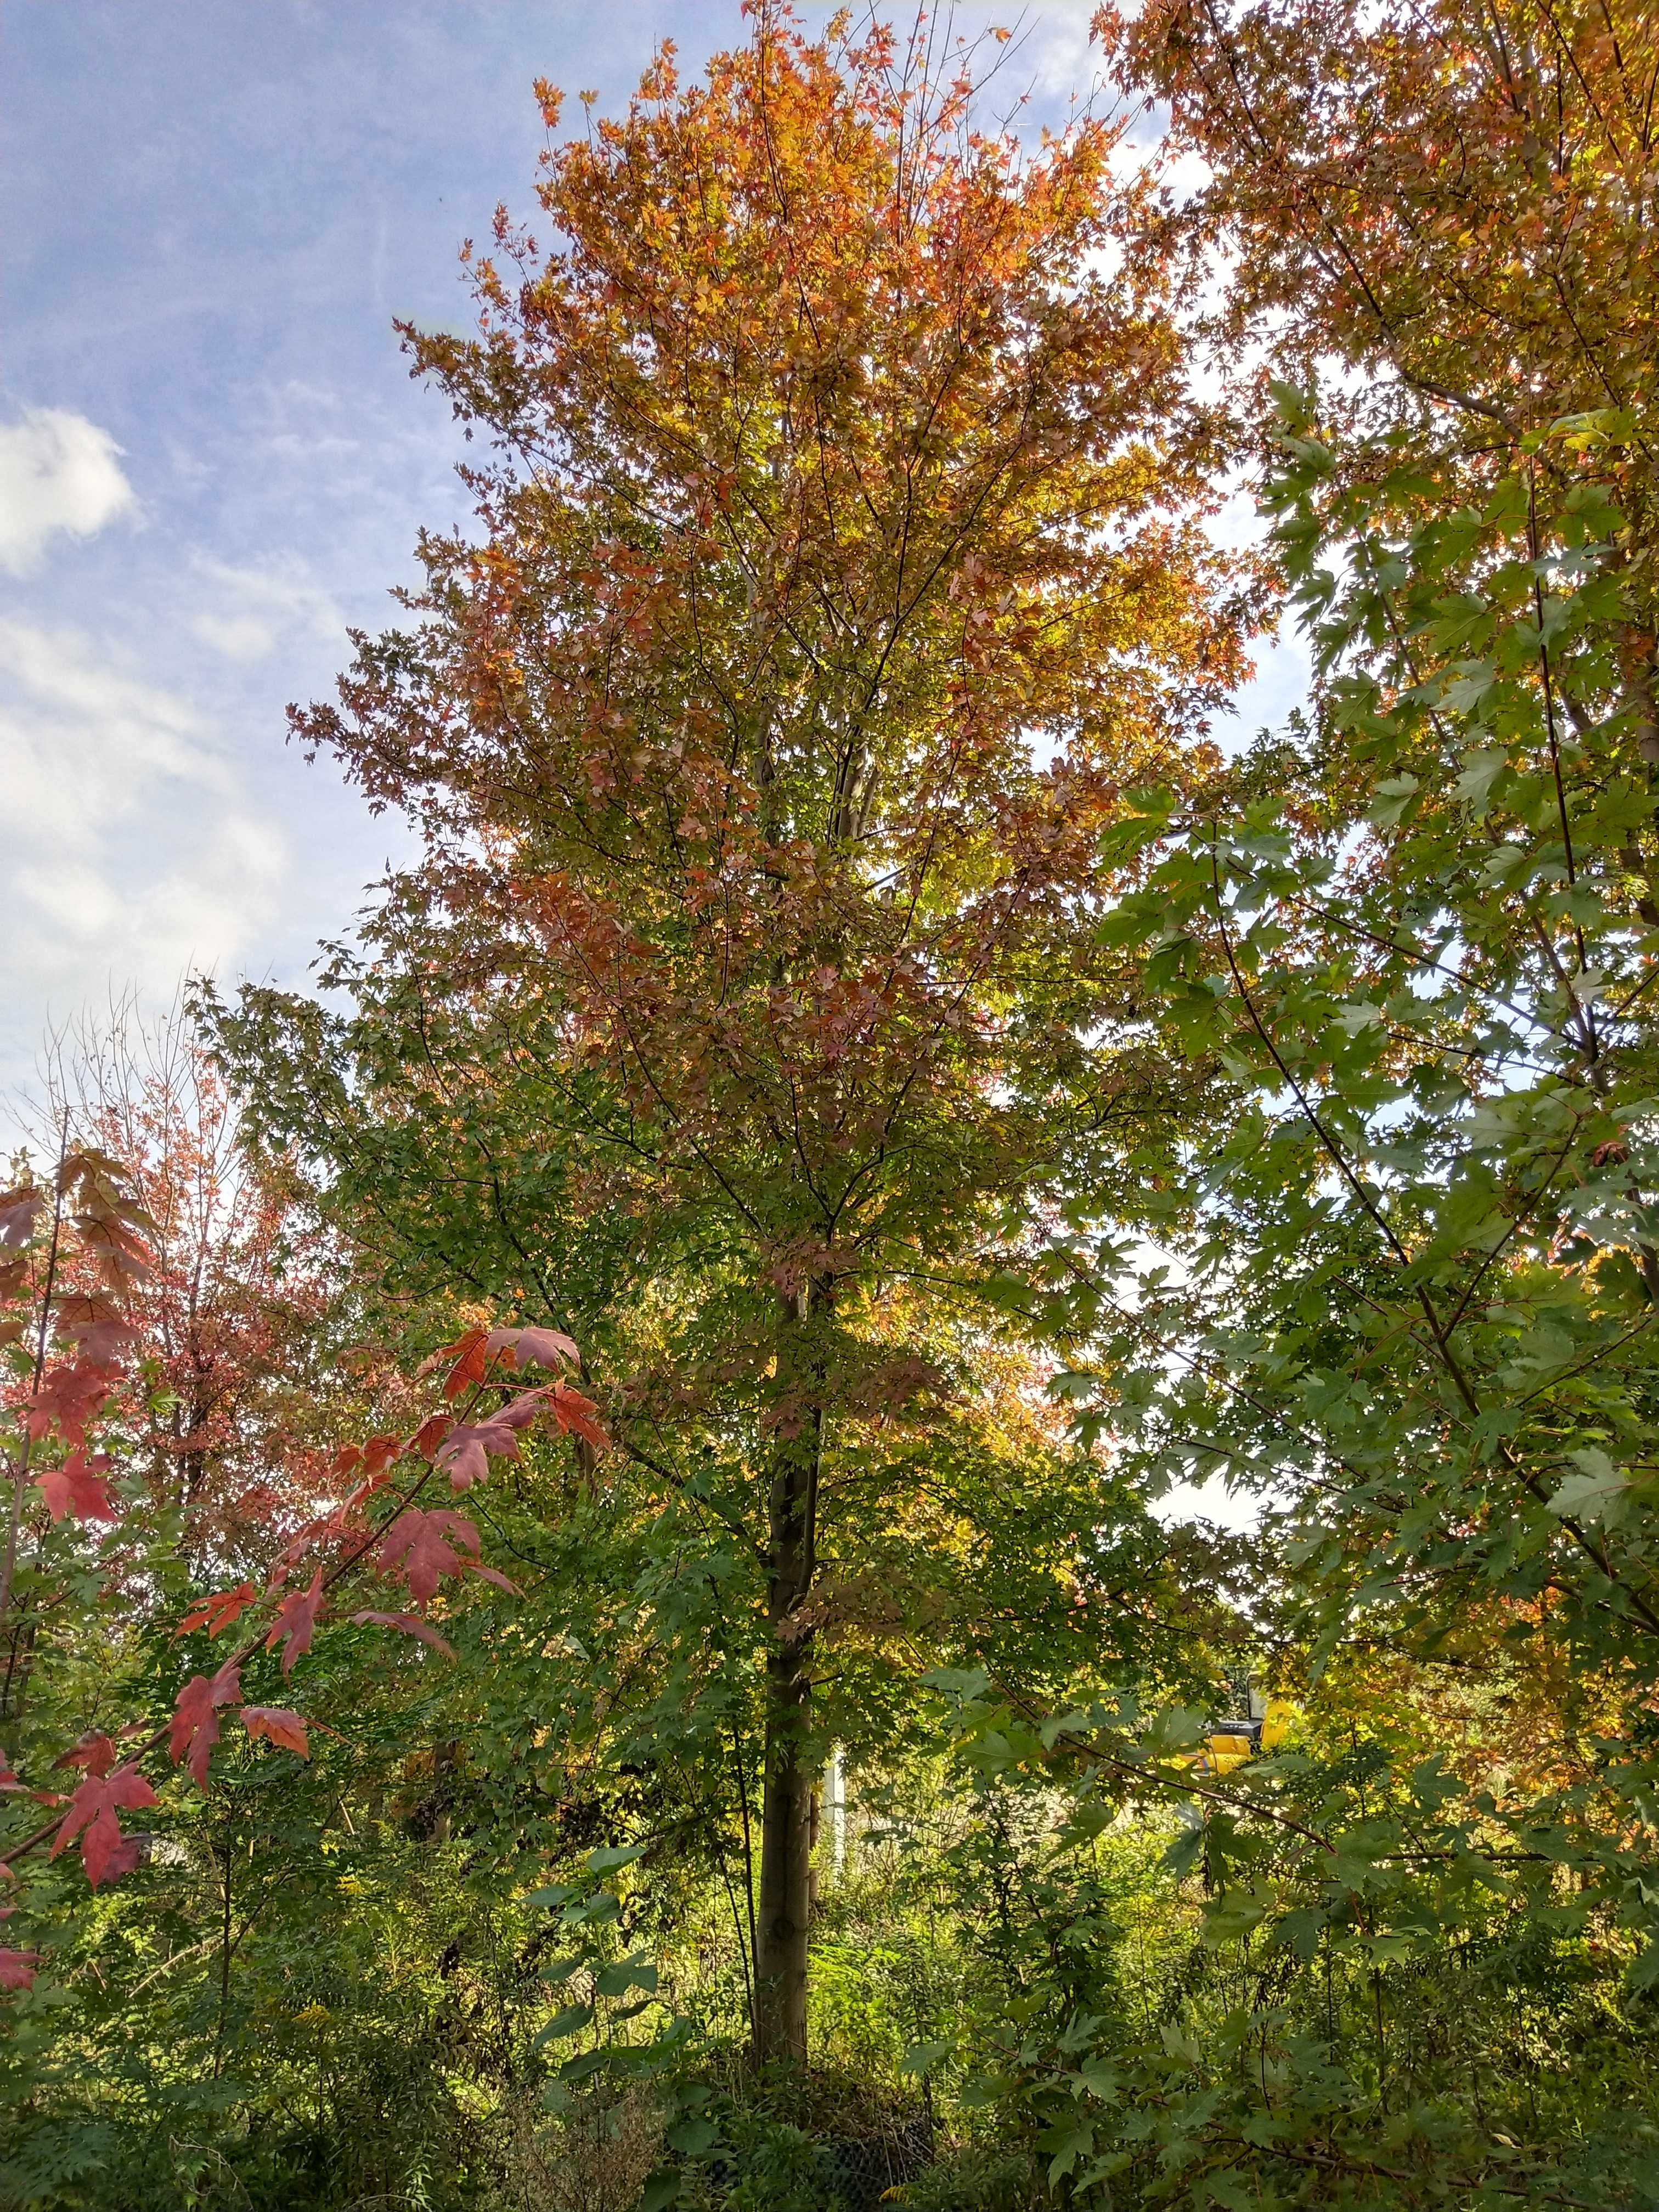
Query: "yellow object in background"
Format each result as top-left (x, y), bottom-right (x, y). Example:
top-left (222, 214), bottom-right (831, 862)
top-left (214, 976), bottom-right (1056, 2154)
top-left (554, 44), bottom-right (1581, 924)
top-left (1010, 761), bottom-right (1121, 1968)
top-left (1199, 1731), bottom-right (1254, 1775)
top-left (1260, 1697), bottom-right (1299, 1752)
top-left (1195, 1694), bottom-right (1301, 1776)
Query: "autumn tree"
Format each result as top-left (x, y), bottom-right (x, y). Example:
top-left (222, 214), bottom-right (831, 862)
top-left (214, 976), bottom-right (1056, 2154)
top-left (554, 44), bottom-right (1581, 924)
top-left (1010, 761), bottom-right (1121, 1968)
top-left (25, 1001), bottom-right (341, 1566)
top-left (210, 5), bottom-right (1252, 2063)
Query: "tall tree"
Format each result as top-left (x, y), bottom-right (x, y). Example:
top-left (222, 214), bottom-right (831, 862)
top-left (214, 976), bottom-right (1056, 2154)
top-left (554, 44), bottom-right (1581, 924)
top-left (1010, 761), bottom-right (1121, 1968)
top-left (213, 4), bottom-right (1250, 2062)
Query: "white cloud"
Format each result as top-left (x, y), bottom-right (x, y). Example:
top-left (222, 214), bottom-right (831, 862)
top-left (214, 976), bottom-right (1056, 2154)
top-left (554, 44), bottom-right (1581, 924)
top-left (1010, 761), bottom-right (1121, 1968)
top-left (0, 408), bottom-right (138, 574)
top-left (0, 619), bottom-right (287, 1060)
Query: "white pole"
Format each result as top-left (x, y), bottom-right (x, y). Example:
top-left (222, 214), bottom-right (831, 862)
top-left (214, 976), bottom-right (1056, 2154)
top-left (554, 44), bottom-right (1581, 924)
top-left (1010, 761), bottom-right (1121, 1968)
top-left (827, 1744), bottom-right (846, 1875)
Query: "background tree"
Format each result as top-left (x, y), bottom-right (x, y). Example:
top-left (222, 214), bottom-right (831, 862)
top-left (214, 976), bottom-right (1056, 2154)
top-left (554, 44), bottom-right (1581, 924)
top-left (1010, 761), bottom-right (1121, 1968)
top-left (936, 3), bottom-right (1659, 2198)
top-left (1095, 0), bottom-right (1659, 797)
top-left (27, 1001), bottom-right (340, 1567)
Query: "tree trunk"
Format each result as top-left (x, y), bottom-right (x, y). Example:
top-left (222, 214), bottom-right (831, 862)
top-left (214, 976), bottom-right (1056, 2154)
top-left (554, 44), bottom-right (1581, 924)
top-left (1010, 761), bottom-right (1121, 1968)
top-left (753, 1288), bottom-right (822, 2067)
top-left (754, 1619), bottom-right (814, 2064)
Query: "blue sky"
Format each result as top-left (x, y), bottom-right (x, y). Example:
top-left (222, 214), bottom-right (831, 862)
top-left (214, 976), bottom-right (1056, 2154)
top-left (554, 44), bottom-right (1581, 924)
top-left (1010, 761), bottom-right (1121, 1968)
top-left (1, 1), bottom-right (1300, 1106)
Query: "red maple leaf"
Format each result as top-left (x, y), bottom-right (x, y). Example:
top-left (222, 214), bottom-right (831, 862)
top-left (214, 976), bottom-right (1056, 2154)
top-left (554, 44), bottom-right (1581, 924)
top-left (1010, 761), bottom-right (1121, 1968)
top-left (432, 1424), bottom-right (495, 1491)
top-left (264, 1567), bottom-right (325, 1677)
top-left (376, 1508), bottom-right (481, 1602)
top-left (169, 1660), bottom-right (243, 1787)
top-left (175, 1582), bottom-right (256, 1639)
top-left (0, 1947), bottom-right (39, 1991)
top-left (241, 1707), bottom-right (309, 1757)
top-left (0, 1187), bottom-right (43, 1249)
top-left (434, 1389), bottom-right (555, 1490)
top-left (54, 1731), bottom-right (117, 1779)
top-left (50, 1765), bottom-right (157, 1888)
top-left (550, 1382), bottom-right (609, 1451)
top-left (487, 1325), bottom-right (579, 1372)
top-left (434, 1400), bottom-right (544, 1490)
top-left (50, 1293), bottom-right (137, 1366)
top-left (410, 1413), bottom-right (453, 1460)
top-left (25, 1359), bottom-right (115, 1448)
top-left (494, 1387), bottom-right (551, 1432)
top-left (351, 1609), bottom-right (457, 1657)
top-left (36, 1450), bottom-right (118, 1524)
top-left (436, 1327), bottom-right (490, 1401)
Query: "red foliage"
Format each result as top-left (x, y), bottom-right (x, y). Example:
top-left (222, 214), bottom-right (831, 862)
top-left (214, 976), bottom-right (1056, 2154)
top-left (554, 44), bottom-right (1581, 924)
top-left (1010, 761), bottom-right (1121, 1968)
top-left (351, 1610), bottom-right (456, 1657)
top-left (1, 1065), bottom-right (591, 1963)
top-left (25, 1361), bottom-right (116, 1449)
top-left (36, 1449), bottom-right (117, 1524)
top-left (54, 1732), bottom-right (118, 1779)
top-left (550, 1383), bottom-right (608, 1451)
top-left (487, 1325), bottom-right (579, 1373)
top-left (0, 1946), bottom-right (39, 1991)
top-left (241, 1706), bottom-right (308, 1757)
top-left (436, 1327), bottom-right (490, 1401)
top-left (169, 1659), bottom-right (244, 1787)
top-left (375, 1508), bottom-right (482, 1602)
top-left (47, 1019), bottom-right (339, 1554)
top-left (263, 1567), bottom-right (325, 1677)
top-left (49, 1765), bottom-right (157, 1888)
top-left (175, 1582), bottom-right (257, 1638)
top-left (0, 1190), bottom-right (44, 1250)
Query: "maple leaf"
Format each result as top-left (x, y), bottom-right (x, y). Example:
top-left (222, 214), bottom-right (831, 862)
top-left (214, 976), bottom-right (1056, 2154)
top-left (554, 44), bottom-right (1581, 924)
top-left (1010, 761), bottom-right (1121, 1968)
top-left (0, 1753), bottom-right (26, 1793)
top-left (36, 1450), bottom-right (118, 1524)
top-left (169, 1660), bottom-right (243, 1787)
top-left (410, 1413), bottom-right (453, 1460)
top-left (175, 1582), bottom-right (257, 1639)
top-left (272, 1513), bottom-right (337, 1577)
top-left (0, 1948), bottom-right (40, 1991)
top-left (25, 1359), bottom-right (114, 1447)
top-left (492, 1387), bottom-right (549, 1431)
top-left (433, 1431), bottom-right (490, 1490)
top-left (432, 1386), bottom-right (557, 1489)
top-left (351, 1609), bottom-right (457, 1657)
top-left (361, 1432), bottom-right (403, 1476)
top-left (0, 1187), bottom-right (43, 1249)
top-left (58, 1148), bottom-right (131, 1198)
top-left (50, 1764), bottom-right (157, 1888)
top-left (50, 1293), bottom-right (137, 1366)
top-left (54, 1731), bottom-right (118, 1778)
top-left (550, 1382), bottom-right (610, 1451)
top-left (376, 1508), bottom-right (481, 1602)
top-left (487, 1325), bottom-right (579, 1372)
top-left (436, 1327), bottom-right (490, 1401)
top-left (264, 1567), bottom-right (325, 1676)
top-left (241, 1706), bottom-right (309, 1757)
top-left (72, 1212), bottom-right (153, 1289)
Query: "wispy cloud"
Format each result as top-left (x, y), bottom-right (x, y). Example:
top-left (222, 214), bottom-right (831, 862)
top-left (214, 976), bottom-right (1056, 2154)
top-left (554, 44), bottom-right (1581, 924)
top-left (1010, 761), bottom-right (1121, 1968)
top-left (0, 619), bottom-right (287, 1064)
top-left (189, 557), bottom-right (346, 663)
